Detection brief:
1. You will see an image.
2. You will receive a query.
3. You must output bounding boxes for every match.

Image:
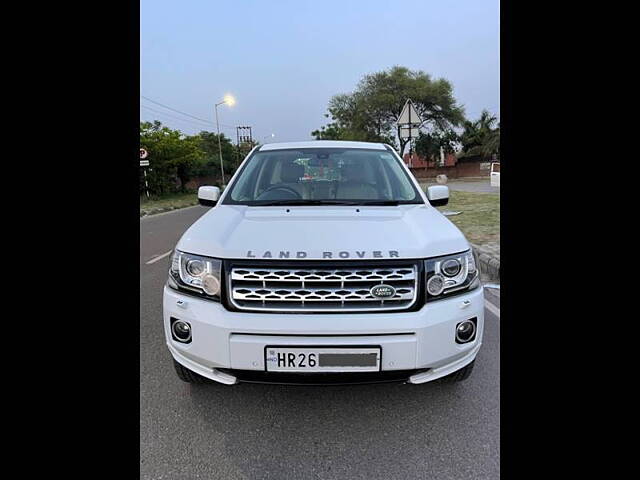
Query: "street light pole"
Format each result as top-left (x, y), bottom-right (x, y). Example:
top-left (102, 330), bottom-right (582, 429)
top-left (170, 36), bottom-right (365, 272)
top-left (214, 94), bottom-right (236, 187)
top-left (215, 101), bottom-right (226, 186)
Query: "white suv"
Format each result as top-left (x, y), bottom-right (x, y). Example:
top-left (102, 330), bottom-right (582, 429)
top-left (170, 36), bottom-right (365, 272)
top-left (164, 140), bottom-right (484, 386)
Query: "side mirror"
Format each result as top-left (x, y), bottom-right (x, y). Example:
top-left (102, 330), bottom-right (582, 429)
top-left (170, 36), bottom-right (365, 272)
top-left (198, 186), bottom-right (220, 207)
top-left (426, 185), bottom-right (449, 207)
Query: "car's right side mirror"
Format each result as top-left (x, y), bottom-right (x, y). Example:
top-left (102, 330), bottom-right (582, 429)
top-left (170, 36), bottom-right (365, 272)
top-left (426, 185), bottom-right (449, 207)
top-left (198, 186), bottom-right (220, 207)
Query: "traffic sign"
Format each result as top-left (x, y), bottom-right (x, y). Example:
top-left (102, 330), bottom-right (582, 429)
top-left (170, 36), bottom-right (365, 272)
top-left (399, 126), bottom-right (420, 139)
top-left (397, 99), bottom-right (422, 126)
top-left (140, 148), bottom-right (148, 159)
top-left (140, 160), bottom-right (150, 167)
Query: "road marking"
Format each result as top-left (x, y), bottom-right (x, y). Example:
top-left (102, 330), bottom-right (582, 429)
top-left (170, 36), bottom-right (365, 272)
top-left (485, 299), bottom-right (500, 318)
top-left (146, 250), bottom-right (173, 265)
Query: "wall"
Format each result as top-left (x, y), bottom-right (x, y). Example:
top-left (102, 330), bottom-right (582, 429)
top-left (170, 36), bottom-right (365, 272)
top-left (403, 153), bottom-right (489, 179)
top-left (184, 176), bottom-right (222, 190)
top-left (408, 162), bottom-right (486, 179)
top-left (405, 152), bottom-right (456, 169)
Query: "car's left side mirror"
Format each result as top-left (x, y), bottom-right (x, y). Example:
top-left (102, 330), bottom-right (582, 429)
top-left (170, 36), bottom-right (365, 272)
top-left (426, 185), bottom-right (449, 207)
top-left (198, 186), bottom-right (220, 207)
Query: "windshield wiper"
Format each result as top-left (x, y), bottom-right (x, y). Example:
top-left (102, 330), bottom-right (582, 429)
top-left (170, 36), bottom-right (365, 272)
top-left (349, 200), bottom-right (421, 206)
top-left (249, 199), bottom-right (361, 206)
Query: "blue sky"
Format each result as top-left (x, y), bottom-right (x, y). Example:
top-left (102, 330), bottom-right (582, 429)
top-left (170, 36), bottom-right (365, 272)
top-left (141, 0), bottom-right (499, 142)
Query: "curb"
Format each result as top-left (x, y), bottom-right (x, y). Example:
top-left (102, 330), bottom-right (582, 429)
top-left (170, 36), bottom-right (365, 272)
top-left (471, 243), bottom-right (500, 282)
top-left (140, 203), bottom-right (199, 218)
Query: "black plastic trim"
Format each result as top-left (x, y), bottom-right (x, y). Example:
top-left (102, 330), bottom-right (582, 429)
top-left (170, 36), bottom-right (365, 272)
top-left (169, 317), bottom-right (192, 344)
top-left (166, 281), bottom-right (221, 303)
top-left (230, 332), bottom-right (415, 337)
top-left (455, 317), bottom-right (478, 344)
top-left (428, 197), bottom-right (449, 207)
top-left (216, 368), bottom-right (430, 385)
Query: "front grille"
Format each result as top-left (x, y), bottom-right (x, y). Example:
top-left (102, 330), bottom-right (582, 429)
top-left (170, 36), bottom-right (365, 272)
top-left (228, 263), bottom-right (419, 312)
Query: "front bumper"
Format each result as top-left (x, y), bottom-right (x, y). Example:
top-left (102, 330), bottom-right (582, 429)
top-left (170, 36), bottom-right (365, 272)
top-left (163, 285), bottom-right (484, 385)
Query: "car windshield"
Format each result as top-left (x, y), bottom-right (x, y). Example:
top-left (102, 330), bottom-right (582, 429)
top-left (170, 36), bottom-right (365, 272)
top-left (223, 147), bottom-right (423, 206)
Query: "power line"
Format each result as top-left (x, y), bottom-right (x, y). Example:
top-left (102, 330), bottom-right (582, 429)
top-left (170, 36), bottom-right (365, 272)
top-left (140, 104), bottom-right (236, 131)
top-left (140, 95), bottom-right (236, 129)
top-left (140, 105), bottom-right (211, 127)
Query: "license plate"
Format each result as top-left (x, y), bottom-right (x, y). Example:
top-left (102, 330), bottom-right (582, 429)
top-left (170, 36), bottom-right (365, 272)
top-left (265, 347), bottom-right (381, 372)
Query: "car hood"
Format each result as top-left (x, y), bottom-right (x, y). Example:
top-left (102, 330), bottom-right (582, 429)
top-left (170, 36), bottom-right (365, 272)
top-left (177, 204), bottom-right (470, 260)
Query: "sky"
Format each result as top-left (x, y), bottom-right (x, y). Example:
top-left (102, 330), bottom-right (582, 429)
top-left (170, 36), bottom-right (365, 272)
top-left (140, 0), bottom-right (499, 143)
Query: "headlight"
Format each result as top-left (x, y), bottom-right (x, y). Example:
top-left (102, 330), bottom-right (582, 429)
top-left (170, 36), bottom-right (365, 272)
top-left (425, 249), bottom-right (480, 302)
top-left (441, 258), bottom-right (462, 277)
top-left (168, 250), bottom-right (222, 300)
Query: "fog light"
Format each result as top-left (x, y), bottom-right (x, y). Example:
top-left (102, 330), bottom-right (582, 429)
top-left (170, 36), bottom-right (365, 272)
top-left (455, 319), bottom-right (476, 344)
top-left (171, 320), bottom-right (192, 343)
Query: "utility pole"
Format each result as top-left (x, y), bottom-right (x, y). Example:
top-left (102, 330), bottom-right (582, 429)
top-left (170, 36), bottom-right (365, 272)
top-left (236, 125), bottom-right (253, 165)
top-left (215, 104), bottom-right (226, 186)
top-left (214, 95), bottom-right (235, 186)
top-left (408, 102), bottom-right (413, 157)
top-left (237, 125), bottom-right (252, 145)
top-left (236, 127), bottom-right (241, 168)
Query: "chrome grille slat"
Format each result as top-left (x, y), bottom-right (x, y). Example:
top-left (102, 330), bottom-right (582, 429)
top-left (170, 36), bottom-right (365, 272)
top-left (231, 268), bottom-right (416, 282)
top-left (229, 265), bottom-right (418, 312)
top-left (232, 286), bottom-right (415, 302)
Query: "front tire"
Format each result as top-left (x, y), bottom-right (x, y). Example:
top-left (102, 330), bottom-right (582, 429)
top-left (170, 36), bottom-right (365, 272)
top-left (173, 359), bottom-right (210, 384)
top-left (440, 359), bottom-right (475, 383)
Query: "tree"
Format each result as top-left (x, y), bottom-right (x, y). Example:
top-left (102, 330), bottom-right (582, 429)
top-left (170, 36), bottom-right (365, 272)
top-left (311, 115), bottom-right (349, 141)
top-left (139, 122), bottom-right (244, 195)
top-left (311, 93), bottom-right (394, 144)
top-left (482, 127), bottom-right (500, 159)
top-left (312, 66), bottom-right (465, 154)
top-left (458, 110), bottom-right (500, 160)
top-left (175, 135), bottom-right (206, 191)
top-left (414, 129), bottom-right (460, 163)
top-left (140, 121), bottom-right (204, 195)
top-left (195, 131), bottom-right (236, 179)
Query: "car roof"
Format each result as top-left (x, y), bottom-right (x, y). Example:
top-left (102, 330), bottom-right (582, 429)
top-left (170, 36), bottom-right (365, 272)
top-left (259, 140), bottom-right (388, 151)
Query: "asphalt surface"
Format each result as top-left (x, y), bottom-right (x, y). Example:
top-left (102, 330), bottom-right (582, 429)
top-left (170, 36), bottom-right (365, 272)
top-left (140, 206), bottom-right (500, 480)
top-left (422, 178), bottom-right (500, 194)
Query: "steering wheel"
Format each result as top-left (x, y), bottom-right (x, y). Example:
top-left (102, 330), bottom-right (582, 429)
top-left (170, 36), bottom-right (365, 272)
top-left (256, 185), bottom-right (302, 200)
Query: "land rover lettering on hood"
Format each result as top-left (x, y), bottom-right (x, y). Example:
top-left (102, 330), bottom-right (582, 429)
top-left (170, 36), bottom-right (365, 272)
top-left (245, 250), bottom-right (401, 259)
top-left (164, 140), bottom-right (483, 386)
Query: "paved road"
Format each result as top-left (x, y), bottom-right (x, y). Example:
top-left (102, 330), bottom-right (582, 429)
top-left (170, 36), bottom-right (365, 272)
top-left (140, 206), bottom-right (500, 480)
top-left (421, 178), bottom-right (500, 194)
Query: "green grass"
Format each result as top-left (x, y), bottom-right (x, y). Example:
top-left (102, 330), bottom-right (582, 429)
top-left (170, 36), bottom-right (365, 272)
top-left (140, 192), bottom-right (198, 217)
top-left (437, 190), bottom-right (500, 245)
